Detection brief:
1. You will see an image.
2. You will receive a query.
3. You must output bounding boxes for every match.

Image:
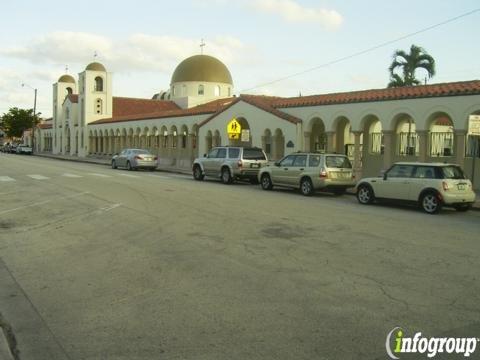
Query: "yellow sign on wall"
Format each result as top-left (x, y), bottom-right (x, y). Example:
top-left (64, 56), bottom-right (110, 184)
top-left (227, 118), bottom-right (241, 139)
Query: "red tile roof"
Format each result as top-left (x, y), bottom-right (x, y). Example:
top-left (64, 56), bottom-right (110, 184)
top-left (89, 80), bottom-right (480, 126)
top-left (37, 123), bottom-right (52, 129)
top-left (90, 97), bottom-right (234, 125)
top-left (112, 97), bottom-right (180, 117)
top-left (198, 95), bottom-right (301, 127)
top-left (271, 80), bottom-right (480, 108)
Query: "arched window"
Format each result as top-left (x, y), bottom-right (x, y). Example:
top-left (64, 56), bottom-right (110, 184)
top-left (182, 85), bottom-right (187, 96)
top-left (228, 87), bottom-right (231, 97)
top-left (172, 86), bottom-right (176, 96)
top-left (181, 130), bottom-right (187, 148)
top-left (198, 84), bottom-right (204, 96)
top-left (94, 77), bottom-right (103, 92)
top-left (214, 85), bottom-right (220, 97)
top-left (66, 87), bottom-right (73, 95)
top-left (95, 98), bottom-right (103, 114)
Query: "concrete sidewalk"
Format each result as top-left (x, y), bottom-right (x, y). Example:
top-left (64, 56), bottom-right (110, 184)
top-left (34, 153), bottom-right (480, 210)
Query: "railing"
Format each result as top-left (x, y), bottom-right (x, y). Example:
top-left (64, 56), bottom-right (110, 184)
top-left (397, 132), bottom-right (419, 156)
top-left (430, 132), bottom-right (454, 157)
top-left (370, 132), bottom-right (383, 154)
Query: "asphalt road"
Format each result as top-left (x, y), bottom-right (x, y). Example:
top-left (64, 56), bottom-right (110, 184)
top-left (0, 153), bottom-right (479, 360)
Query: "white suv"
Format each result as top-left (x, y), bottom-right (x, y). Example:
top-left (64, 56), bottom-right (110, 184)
top-left (356, 162), bottom-right (475, 214)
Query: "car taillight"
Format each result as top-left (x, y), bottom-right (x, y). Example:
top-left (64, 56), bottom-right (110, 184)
top-left (319, 170), bottom-right (328, 178)
top-left (442, 181), bottom-right (450, 191)
top-left (237, 160), bottom-right (243, 167)
top-left (135, 155), bottom-right (143, 160)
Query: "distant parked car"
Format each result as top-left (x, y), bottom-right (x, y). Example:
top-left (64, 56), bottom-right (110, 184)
top-left (192, 146), bottom-right (268, 184)
top-left (8, 144), bottom-right (18, 153)
top-left (258, 152), bottom-right (356, 196)
top-left (111, 149), bottom-right (158, 171)
top-left (356, 162), bottom-right (475, 214)
top-left (16, 145), bottom-right (33, 155)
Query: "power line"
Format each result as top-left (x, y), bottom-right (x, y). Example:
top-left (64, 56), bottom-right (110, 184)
top-left (241, 8), bottom-right (480, 93)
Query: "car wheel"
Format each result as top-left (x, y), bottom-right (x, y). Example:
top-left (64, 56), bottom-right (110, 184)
top-left (112, 160), bottom-right (117, 169)
top-left (261, 173), bottom-right (273, 190)
top-left (300, 177), bottom-right (314, 196)
top-left (421, 192), bottom-right (442, 214)
top-left (454, 204), bottom-right (471, 212)
top-left (221, 167), bottom-right (232, 184)
top-left (193, 165), bottom-right (204, 181)
top-left (357, 185), bottom-right (374, 204)
top-left (126, 161), bottom-right (133, 171)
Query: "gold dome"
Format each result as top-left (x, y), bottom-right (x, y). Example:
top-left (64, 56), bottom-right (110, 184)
top-left (86, 62), bottom-right (106, 72)
top-left (171, 55), bottom-right (233, 85)
top-left (58, 74), bottom-right (75, 83)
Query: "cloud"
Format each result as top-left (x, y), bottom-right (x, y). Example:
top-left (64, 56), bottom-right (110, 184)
top-left (250, 0), bottom-right (343, 29)
top-left (0, 31), bottom-right (257, 75)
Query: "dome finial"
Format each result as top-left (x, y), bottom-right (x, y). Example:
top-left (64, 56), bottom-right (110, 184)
top-left (200, 39), bottom-right (206, 55)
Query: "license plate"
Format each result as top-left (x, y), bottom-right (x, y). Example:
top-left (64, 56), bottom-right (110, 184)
top-left (458, 184), bottom-right (466, 190)
top-left (250, 163), bottom-right (260, 168)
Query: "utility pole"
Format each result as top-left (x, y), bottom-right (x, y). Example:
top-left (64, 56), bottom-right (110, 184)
top-left (22, 83), bottom-right (37, 154)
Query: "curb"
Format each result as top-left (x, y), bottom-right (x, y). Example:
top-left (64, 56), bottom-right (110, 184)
top-left (0, 313), bottom-right (18, 360)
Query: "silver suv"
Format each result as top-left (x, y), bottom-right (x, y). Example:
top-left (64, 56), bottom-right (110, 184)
top-left (192, 147), bottom-right (268, 184)
top-left (258, 152), bottom-right (356, 196)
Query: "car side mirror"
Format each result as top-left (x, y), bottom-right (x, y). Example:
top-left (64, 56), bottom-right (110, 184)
top-left (274, 161), bottom-right (280, 166)
top-left (203, 153), bottom-right (207, 158)
top-left (383, 173), bottom-right (388, 180)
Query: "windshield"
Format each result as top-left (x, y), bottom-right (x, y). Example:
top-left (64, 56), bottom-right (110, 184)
top-left (326, 156), bottom-right (352, 168)
top-left (442, 166), bottom-right (465, 179)
top-left (243, 148), bottom-right (266, 160)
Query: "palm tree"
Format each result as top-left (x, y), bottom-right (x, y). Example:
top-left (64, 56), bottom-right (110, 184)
top-left (387, 45), bottom-right (436, 88)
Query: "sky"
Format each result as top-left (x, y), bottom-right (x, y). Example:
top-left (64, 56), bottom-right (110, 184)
top-left (1, 0), bottom-right (479, 118)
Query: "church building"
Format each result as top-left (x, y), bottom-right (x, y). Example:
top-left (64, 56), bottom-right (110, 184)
top-left (35, 53), bottom-right (480, 188)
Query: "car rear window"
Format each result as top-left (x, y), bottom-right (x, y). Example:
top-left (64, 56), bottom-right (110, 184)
top-left (326, 156), bottom-right (352, 168)
top-left (243, 148), bottom-right (266, 160)
top-left (131, 149), bottom-right (151, 155)
top-left (442, 166), bottom-right (466, 179)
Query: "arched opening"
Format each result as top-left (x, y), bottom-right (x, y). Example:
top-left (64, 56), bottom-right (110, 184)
top-left (334, 117), bottom-right (355, 157)
top-left (198, 84), bottom-right (204, 96)
top-left (214, 85), bottom-right (221, 97)
top-left (364, 117), bottom-right (383, 154)
top-left (180, 125), bottom-right (188, 149)
top-left (171, 126), bottom-right (178, 149)
top-left (94, 77), bottom-right (103, 92)
top-left (395, 115), bottom-right (418, 156)
top-left (161, 126), bottom-right (168, 148)
top-left (66, 87), bottom-right (73, 95)
top-left (273, 128), bottom-right (285, 160)
top-left (228, 117), bottom-right (251, 147)
top-left (213, 130), bottom-right (222, 147)
top-left (66, 127), bottom-right (71, 154)
top-left (309, 118), bottom-right (326, 152)
top-left (206, 130), bottom-right (213, 152)
top-left (428, 113), bottom-right (454, 157)
top-left (127, 128), bottom-right (134, 148)
top-left (262, 129), bottom-right (272, 158)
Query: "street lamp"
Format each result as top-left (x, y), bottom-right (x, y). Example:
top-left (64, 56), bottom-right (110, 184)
top-left (22, 83), bottom-right (37, 154)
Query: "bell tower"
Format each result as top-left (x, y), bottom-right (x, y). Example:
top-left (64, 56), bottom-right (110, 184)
top-left (52, 74), bottom-right (76, 154)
